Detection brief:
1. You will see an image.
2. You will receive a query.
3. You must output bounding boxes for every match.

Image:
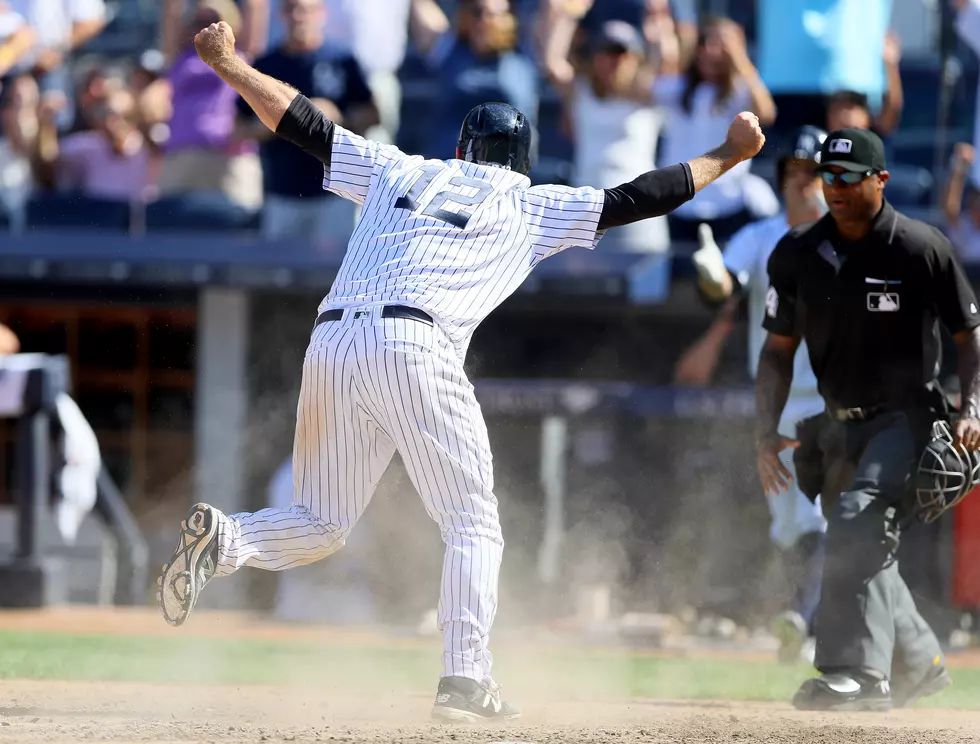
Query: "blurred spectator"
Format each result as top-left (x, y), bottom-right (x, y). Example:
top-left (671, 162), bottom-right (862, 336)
top-left (8, 0), bottom-right (108, 130)
top-left (322, 0), bottom-right (409, 143)
top-left (157, 0), bottom-right (263, 211)
top-left (36, 86), bottom-right (151, 201)
top-left (237, 0), bottom-right (377, 242)
top-left (955, 0), bottom-right (980, 191)
top-left (0, 71), bottom-right (38, 227)
top-left (942, 142), bottom-right (980, 262)
top-left (654, 16), bottom-right (778, 244)
top-left (0, 2), bottom-right (34, 82)
top-left (261, 0), bottom-right (410, 144)
top-left (541, 5), bottom-right (669, 252)
top-left (70, 61), bottom-right (124, 133)
top-left (409, 0), bottom-right (538, 162)
top-left (823, 32), bottom-right (903, 136)
top-left (756, 0), bottom-right (894, 143)
top-left (575, 0), bottom-right (697, 65)
top-left (129, 50), bottom-right (173, 156)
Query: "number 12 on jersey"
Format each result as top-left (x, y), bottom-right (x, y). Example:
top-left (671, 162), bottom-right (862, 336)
top-left (395, 164), bottom-right (493, 229)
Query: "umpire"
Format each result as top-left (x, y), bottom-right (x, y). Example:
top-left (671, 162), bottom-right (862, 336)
top-left (755, 127), bottom-right (980, 711)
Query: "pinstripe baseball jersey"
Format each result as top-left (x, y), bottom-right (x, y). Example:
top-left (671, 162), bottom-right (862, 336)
top-left (319, 126), bottom-right (606, 358)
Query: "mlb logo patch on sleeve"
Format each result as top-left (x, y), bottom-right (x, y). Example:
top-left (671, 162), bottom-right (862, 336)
top-left (829, 139), bottom-right (852, 154)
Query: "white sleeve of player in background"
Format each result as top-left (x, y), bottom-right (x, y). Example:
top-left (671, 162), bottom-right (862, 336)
top-left (957, 0), bottom-right (980, 56)
top-left (323, 125), bottom-right (409, 204)
top-left (522, 184), bottom-right (606, 265)
top-left (721, 221), bottom-right (762, 287)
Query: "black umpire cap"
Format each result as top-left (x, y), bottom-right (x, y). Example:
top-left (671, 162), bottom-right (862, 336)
top-left (816, 128), bottom-right (887, 173)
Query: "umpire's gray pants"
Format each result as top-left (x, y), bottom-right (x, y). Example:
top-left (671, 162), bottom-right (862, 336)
top-left (814, 411), bottom-right (943, 680)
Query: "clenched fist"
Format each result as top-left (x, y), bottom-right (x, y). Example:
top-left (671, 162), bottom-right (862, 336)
top-left (725, 112), bottom-right (765, 163)
top-left (194, 21), bottom-right (236, 69)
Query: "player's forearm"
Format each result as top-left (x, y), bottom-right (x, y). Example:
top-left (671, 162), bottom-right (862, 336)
top-left (956, 327), bottom-right (980, 418)
top-left (211, 54), bottom-right (300, 133)
top-left (755, 342), bottom-right (795, 443)
top-left (598, 163), bottom-right (694, 229)
top-left (274, 94), bottom-right (336, 165)
top-left (688, 143), bottom-right (743, 194)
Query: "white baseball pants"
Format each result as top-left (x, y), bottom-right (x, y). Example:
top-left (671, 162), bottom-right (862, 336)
top-left (209, 308), bottom-right (503, 682)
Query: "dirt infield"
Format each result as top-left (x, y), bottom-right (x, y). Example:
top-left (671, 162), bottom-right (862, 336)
top-left (2, 608), bottom-right (980, 743)
top-left (3, 679), bottom-right (980, 744)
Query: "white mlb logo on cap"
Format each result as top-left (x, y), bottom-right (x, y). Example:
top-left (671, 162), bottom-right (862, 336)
top-left (829, 139), bottom-right (852, 153)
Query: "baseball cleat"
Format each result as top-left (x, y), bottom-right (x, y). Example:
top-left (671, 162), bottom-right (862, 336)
top-left (892, 663), bottom-right (951, 708)
top-left (772, 610), bottom-right (809, 664)
top-left (792, 672), bottom-right (892, 712)
top-left (431, 676), bottom-right (521, 722)
top-left (158, 503), bottom-right (218, 627)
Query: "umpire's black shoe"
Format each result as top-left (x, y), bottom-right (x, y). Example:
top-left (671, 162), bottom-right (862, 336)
top-left (431, 676), bottom-right (521, 722)
top-left (792, 672), bottom-right (892, 712)
top-left (892, 663), bottom-right (951, 708)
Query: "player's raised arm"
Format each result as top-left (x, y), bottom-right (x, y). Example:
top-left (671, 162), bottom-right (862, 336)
top-left (194, 21), bottom-right (400, 204)
top-left (194, 22), bottom-right (300, 134)
top-left (598, 112), bottom-right (765, 229)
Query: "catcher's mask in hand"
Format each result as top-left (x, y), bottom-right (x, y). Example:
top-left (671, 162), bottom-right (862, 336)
top-left (915, 419), bottom-right (980, 523)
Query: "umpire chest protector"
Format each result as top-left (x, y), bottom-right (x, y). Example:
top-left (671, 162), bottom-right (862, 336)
top-left (768, 201), bottom-right (977, 410)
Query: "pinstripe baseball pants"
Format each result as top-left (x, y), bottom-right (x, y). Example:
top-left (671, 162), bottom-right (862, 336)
top-left (209, 308), bottom-right (503, 682)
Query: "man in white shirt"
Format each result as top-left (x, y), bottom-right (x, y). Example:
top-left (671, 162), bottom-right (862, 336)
top-left (680, 125), bottom-right (830, 663)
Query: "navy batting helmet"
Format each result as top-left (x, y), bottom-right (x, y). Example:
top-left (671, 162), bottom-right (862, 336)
top-left (776, 125), bottom-right (827, 188)
top-left (915, 419), bottom-right (980, 523)
top-left (458, 102), bottom-right (532, 176)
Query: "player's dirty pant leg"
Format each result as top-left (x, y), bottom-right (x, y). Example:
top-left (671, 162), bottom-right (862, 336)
top-left (358, 320), bottom-right (503, 683)
top-left (814, 414), bottom-right (942, 678)
top-left (212, 323), bottom-right (397, 576)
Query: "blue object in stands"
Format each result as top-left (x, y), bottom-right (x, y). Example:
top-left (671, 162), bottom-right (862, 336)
top-left (26, 193), bottom-right (130, 231)
top-left (145, 192), bottom-right (260, 232)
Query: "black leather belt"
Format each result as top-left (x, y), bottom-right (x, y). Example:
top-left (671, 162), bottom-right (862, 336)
top-left (314, 305), bottom-right (433, 328)
top-left (830, 404), bottom-right (887, 422)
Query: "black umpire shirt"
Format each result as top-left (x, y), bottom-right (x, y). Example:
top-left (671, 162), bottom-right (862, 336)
top-left (763, 200), bottom-right (980, 410)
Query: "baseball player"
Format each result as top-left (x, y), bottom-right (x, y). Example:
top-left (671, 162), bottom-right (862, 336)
top-left (158, 20), bottom-right (765, 722)
top-left (685, 126), bottom-right (829, 663)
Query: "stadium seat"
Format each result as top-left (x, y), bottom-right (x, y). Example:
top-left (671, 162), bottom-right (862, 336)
top-left (144, 191), bottom-right (260, 232)
top-left (25, 193), bottom-right (131, 231)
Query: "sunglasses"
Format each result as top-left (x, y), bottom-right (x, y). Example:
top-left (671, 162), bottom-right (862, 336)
top-left (820, 170), bottom-right (874, 186)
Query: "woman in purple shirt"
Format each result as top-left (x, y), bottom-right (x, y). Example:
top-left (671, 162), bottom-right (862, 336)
top-left (157, 0), bottom-right (263, 210)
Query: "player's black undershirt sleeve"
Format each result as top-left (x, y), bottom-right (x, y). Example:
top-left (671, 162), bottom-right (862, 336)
top-left (598, 163), bottom-right (695, 230)
top-left (274, 94), bottom-right (336, 167)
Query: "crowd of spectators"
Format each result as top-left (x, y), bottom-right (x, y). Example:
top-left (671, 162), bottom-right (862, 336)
top-left (1, 0), bottom-right (980, 261)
